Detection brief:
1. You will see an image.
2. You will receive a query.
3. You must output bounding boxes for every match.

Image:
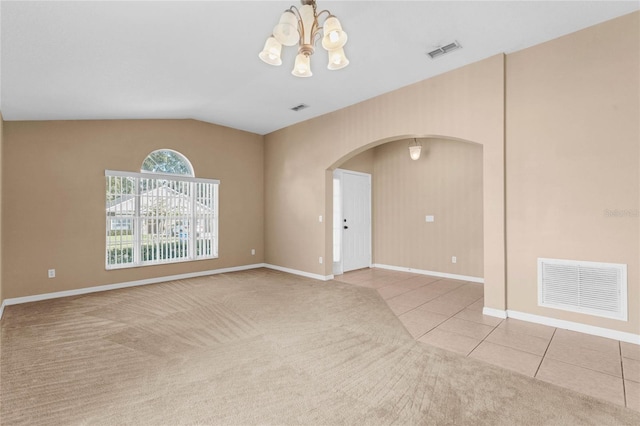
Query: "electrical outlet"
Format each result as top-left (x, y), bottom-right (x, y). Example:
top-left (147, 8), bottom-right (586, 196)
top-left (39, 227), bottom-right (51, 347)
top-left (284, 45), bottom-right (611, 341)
top-left (251, 249), bottom-right (256, 256)
top-left (319, 256), bottom-right (323, 264)
top-left (451, 256), bottom-right (457, 264)
top-left (318, 215), bottom-right (323, 223)
top-left (425, 215), bottom-right (434, 222)
top-left (48, 269), bottom-right (56, 278)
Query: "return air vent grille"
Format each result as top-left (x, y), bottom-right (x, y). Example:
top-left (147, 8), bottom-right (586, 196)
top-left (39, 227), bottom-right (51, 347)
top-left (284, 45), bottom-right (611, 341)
top-left (290, 104), bottom-right (309, 112)
top-left (538, 258), bottom-right (627, 321)
top-left (427, 41), bottom-right (462, 59)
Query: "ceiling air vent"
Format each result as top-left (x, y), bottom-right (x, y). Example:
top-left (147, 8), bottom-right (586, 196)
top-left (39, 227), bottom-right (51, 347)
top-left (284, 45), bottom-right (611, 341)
top-left (538, 258), bottom-right (627, 321)
top-left (427, 41), bottom-right (462, 59)
top-left (290, 104), bottom-right (309, 112)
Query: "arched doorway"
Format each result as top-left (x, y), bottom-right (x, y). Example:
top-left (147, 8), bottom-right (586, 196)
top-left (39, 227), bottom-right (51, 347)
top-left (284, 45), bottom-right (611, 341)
top-left (325, 134), bottom-right (504, 316)
top-left (330, 136), bottom-right (483, 278)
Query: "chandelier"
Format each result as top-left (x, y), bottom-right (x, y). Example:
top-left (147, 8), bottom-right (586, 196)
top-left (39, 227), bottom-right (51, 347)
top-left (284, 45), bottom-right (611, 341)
top-left (259, 0), bottom-right (349, 77)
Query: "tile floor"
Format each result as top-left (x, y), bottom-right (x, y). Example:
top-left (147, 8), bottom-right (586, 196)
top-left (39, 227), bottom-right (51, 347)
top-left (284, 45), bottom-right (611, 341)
top-left (334, 267), bottom-right (640, 412)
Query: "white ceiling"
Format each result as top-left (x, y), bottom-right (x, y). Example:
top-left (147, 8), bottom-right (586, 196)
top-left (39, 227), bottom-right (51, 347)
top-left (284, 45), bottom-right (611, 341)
top-left (1, 1), bottom-right (638, 135)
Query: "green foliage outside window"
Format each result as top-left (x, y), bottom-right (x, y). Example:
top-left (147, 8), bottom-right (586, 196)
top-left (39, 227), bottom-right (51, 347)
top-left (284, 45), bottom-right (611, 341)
top-left (141, 150), bottom-right (193, 176)
top-left (107, 240), bottom-right (213, 265)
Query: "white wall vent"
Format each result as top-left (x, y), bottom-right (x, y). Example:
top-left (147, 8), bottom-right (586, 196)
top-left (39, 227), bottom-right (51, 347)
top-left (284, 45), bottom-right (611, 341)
top-left (538, 258), bottom-right (627, 321)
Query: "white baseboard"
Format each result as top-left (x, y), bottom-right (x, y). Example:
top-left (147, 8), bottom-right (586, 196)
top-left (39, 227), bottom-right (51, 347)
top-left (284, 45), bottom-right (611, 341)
top-left (506, 310), bottom-right (640, 345)
top-left (0, 262), bottom-right (336, 320)
top-left (373, 263), bottom-right (484, 284)
top-left (0, 263), bottom-right (265, 319)
top-left (263, 264), bottom-right (334, 281)
top-left (482, 307), bottom-right (639, 345)
top-left (3, 264), bottom-right (637, 346)
top-left (482, 307), bottom-right (508, 319)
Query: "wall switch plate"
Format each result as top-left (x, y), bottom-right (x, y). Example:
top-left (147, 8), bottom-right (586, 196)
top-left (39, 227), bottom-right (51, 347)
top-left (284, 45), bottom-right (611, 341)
top-left (319, 257), bottom-right (323, 264)
top-left (48, 269), bottom-right (56, 278)
top-left (425, 215), bottom-right (434, 222)
top-left (451, 256), bottom-right (457, 264)
top-left (251, 249), bottom-right (255, 256)
top-left (318, 215), bottom-right (323, 222)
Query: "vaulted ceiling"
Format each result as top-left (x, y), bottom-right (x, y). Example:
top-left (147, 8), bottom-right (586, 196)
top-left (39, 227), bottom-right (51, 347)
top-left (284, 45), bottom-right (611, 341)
top-left (1, 1), bottom-right (638, 135)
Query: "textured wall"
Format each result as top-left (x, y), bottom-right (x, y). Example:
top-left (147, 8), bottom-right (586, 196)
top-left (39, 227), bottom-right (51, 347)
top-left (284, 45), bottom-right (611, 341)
top-left (506, 12), bottom-right (639, 333)
top-left (0, 112), bottom-right (3, 305)
top-left (3, 12), bottom-right (637, 337)
top-left (265, 55), bottom-right (506, 308)
top-left (371, 138), bottom-right (483, 277)
top-left (265, 12), bottom-right (639, 333)
top-left (2, 119), bottom-right (264, 299)
top-left (339, 149), bottom-right (374, 175)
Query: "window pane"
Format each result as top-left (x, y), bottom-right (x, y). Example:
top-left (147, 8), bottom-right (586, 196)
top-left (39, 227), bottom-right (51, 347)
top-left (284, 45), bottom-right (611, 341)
top-left (106, 175), bottom-right (136, 268)
top-left (106, 170), bottom-right (218, 269)
top-left (141, 150), bottom-right (194, 176)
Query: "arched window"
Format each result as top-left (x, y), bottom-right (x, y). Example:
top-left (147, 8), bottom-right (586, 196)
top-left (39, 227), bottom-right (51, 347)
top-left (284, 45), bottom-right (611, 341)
top-left (105, 150), bottom-right (219, 269)
top-left (141, 149), bottom-right (194, 176)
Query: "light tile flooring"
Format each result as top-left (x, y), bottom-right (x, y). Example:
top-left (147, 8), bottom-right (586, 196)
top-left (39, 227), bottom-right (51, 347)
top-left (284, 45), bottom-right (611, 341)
top-left (334, 268), bottom-right (640, 412)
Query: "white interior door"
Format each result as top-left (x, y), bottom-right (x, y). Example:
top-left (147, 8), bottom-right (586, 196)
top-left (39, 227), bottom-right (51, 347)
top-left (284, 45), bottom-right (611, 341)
top-left (341, 170), bottom-right (371, 272)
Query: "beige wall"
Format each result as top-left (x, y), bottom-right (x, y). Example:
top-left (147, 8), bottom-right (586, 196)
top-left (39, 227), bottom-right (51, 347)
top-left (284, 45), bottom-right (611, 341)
top-left (370, 138), bottom-right (483, 277)
top-left (506, 12), bottom-right (639, 333)
top-left (2, 12), bottom-right (636, 336)
top-left (265, 12), bottom-right (638, 333)
top-left (2, 119), bottom-right (264, 299)
top-left (339, 149), bottom-right (374, 175)
top-left (265, 54), bottom-right (506, 307)
top-left (0, 111), bottom-right (3, 305)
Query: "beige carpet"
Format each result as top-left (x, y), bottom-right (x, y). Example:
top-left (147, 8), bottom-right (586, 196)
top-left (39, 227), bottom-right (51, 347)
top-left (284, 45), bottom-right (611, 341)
top-left (1, 268), bottom-right (639, 425)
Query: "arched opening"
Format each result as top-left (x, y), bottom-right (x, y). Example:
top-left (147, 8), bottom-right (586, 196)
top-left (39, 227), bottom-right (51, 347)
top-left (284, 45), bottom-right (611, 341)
top-left (322, 132), bottom-right (505, 320)
top-left (329, 136), bottom-right (483, 281)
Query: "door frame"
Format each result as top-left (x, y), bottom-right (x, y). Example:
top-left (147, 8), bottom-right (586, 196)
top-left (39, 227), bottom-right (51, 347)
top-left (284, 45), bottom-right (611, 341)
top-left (333, 168), bottom-right (372, 276)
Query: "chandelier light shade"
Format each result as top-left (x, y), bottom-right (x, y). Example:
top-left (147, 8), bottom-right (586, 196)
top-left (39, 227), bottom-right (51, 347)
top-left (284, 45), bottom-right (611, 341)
top-left (273, 11), bottom-right (299, 46)
top-left (409, 139), bottom-right (422, 161)
top-left (293, 53), bottom-right (313, 77)
top-left (321, 16), bottom-right (348, 50)
top-left (259, 0), bottom-right (349, 77)
top-left (258, 36), bottom-right (283, 66)
top-left (327, 47), bottom-right (349, 70)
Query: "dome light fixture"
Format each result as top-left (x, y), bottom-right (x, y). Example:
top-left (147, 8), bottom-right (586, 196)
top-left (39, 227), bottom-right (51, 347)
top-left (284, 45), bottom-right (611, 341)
top-left (259, 0), bottom-right (349, 77)
top-left (409, 139), bottom-right (422, 161)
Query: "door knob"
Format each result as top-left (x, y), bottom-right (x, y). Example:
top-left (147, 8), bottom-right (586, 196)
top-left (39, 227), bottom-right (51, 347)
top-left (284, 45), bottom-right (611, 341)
top-left (344, 226), bottom-right (349, 229)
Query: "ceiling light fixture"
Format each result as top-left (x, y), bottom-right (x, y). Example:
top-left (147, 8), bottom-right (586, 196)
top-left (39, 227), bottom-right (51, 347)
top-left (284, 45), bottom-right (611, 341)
top-left (409, 139), bottom-right (422, 161)
top-left (259, 0), bottom-right (349, 78)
